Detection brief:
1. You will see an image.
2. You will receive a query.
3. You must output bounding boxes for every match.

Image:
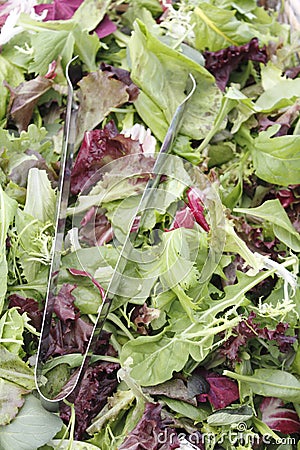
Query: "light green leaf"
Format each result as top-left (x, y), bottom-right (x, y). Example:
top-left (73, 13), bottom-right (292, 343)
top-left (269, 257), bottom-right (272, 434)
top-left (224, 220), bottom-right (264, 273)
top-left (73, 28), bottom-right (100, 72)
top-left (207, 405), bottom-right (253, 426)
top-left (0, 308), bottom-right (24, 355)
top-left (0, 187), bottom-right (17, 314)
top-left (49, 441), bottom-right (100, 449)
top-left (0, 55), bottom-right (24, 122)
top-left (192, 4), bottom-right (240, 51)
top-left (0, 379), bottom-right (27, 426)
top-left (129, 20), bottom-right (222, 141)
top-left (24, 168), bottom-right (56, 223)
top-left (87, 390), bottom-right (135, 434)
top-left (251, 126), bottom-right (300, 186)
top-left (0, 394), bottom-right (63, 450)
top-left (161, 396), bottom-right (210, 422)
top-left (29, 29), bottom-right (75, 75)
top-left (234, 199), bottom-right (300, 252)
top-left (120, 334), bottom-right (190, 386)
top-left (72, 0), bottom-right (111, 31)
top-left (224, 369), bottom-right (300, 403)
top-left (256, 77), bottom-right (300, 112)
top-left (0, 345), bottom-right (35, 390)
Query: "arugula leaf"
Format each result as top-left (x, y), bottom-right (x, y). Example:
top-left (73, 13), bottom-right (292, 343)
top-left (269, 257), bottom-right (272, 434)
top-left (224, 369), bottom-right (300, 403)
top-left (0, 394), bottom-right (63, 450)
top-left (234, 199), bottom-right (300, 252)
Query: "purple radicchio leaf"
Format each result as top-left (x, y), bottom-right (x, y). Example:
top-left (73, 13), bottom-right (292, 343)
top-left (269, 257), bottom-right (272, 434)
top-left (204, 38), bottom-right (268, 91)
top-left (260, 397), bottom-right (300, 434)
top-left (196, 370), bottom-right (239, 409)
top-left (118, 402), bottom-right (181, 450)
top-left (34, 1), bottom-right (116, 38)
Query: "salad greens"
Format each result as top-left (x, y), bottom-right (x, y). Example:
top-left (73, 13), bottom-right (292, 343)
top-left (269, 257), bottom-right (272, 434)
top-left (0, 0), bottom-right (300, 449)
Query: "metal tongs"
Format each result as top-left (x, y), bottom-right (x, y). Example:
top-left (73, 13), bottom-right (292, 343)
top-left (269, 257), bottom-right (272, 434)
top-left (35, 68), bottom-right (196, 403)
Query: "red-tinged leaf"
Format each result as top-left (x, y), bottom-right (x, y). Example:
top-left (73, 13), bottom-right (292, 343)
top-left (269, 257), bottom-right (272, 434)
top-left (118, 402), bottom-right (181, 450)
top-left (172, 206), bottom-right (195, 230)
top-left (220, 312), bottom-right (297, 362)
top-left (0, 378), bottom-right (28, 426)
top-left (197, 371), bottom-right (239, 409)
top-left (204, 38), bottom-right (267, 91)
top-left (34, 0), bottom-right (83, 21)
top-left (4, 69), bottom-right (55, 131)
top-left (79, 208), bottom-right (114, 246)
top-left (60, 360), bottom-right (119, 440)
top-left (70, 120), bottom-right (142, 195)
top-left (260, 397), bottom-right (300, 434)
top-left (100, 62), bottom-right (139, 102)
top-left (8, 294), bottom-right (42, 331)
top-left (68, 268), bottom-right (106, 300)
top-left (95, 14), bottom-right (117, 39)
top-left (52, 284), bottom-right (77, 322)
top-left (187, 187), bottom-right (210, 232)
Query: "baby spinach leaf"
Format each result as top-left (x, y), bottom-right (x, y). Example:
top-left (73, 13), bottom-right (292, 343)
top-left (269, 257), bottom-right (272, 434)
top-left (251, 126), bottom-right (300, 186)
top-left (120, 334), bottom-right (190, 386)
top-left (0, 394), bottom-right (63, 450)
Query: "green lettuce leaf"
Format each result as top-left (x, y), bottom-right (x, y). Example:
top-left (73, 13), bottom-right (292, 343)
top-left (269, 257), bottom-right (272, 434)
top-left (0, 345), bottom-right (35, 390)
top-left (17, 14), bottom-right (100, 74)
top-left (0, 187), bottom-right (17, 314)
top-left (235, 199), bottom-right (300, 252)
top-left (24, 168), bottom-right (56, 223)
top-left (128, 20), bottom-right (222, 141)
top-left (0, 308), bottom-right (24, 355)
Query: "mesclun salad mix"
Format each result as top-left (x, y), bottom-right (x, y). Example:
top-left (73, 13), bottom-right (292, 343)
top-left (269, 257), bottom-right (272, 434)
top-left (0, 0), bottom-right (300, 449)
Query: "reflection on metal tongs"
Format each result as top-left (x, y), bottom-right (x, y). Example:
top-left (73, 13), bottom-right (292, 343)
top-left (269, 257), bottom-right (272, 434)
top-left (35, 70), bottom-right (196, 403)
